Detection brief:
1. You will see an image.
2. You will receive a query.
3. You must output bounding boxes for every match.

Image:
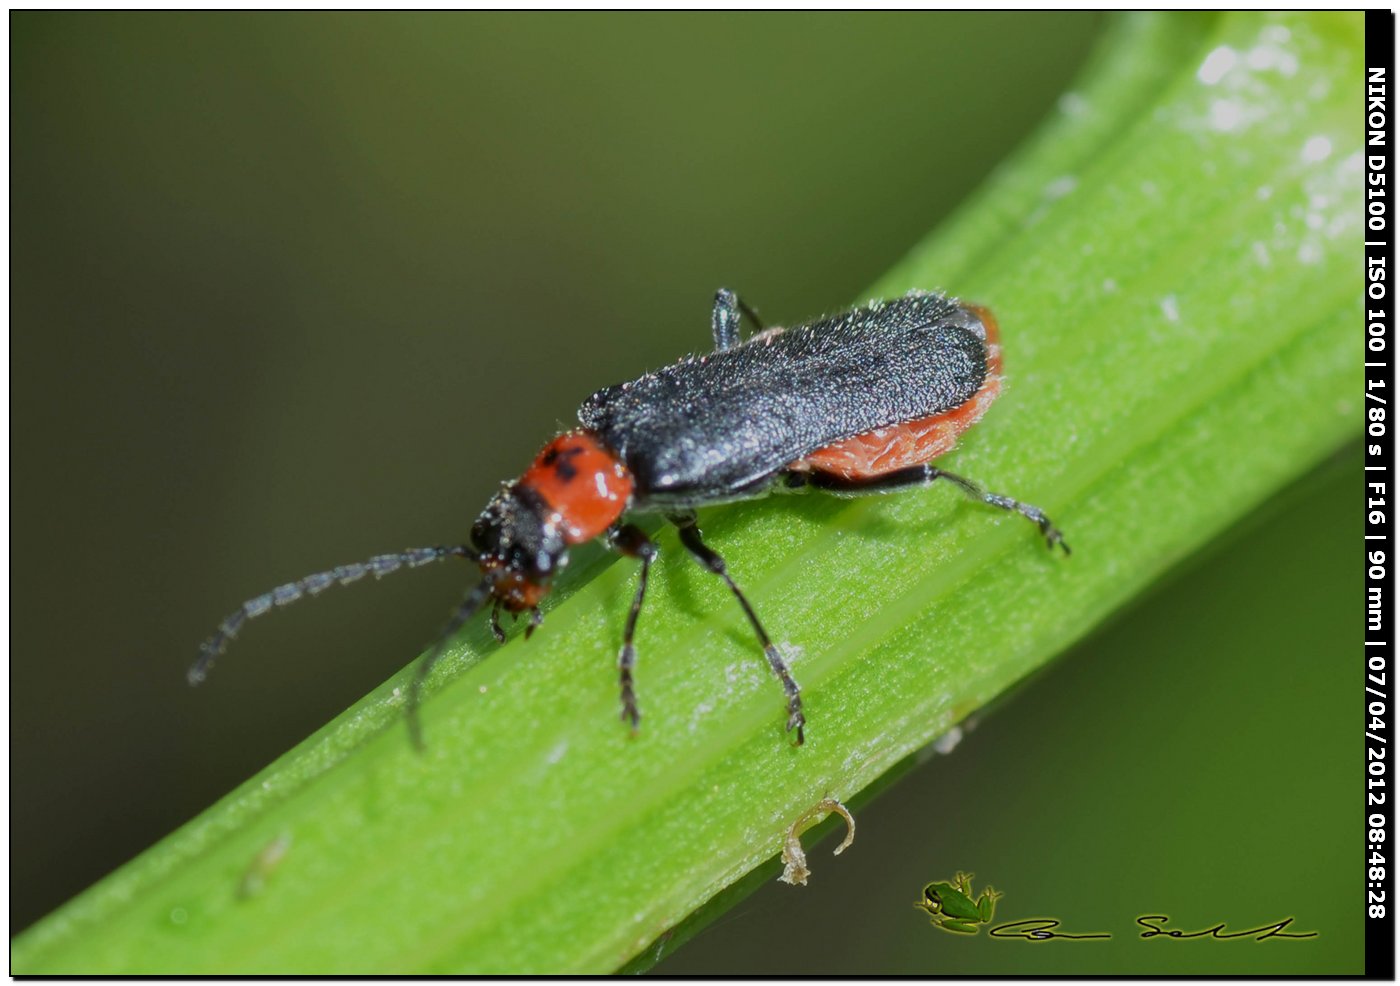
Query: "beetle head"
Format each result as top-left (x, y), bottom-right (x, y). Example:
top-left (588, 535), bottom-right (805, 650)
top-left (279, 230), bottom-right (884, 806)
top-left (470, 483), bottom-right (569, 611)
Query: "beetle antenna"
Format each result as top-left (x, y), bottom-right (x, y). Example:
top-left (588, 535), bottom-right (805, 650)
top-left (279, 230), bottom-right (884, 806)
top-left (407, 577), bottom-right (497, 751)
top-left (188, 544), bottom-right (478, 686)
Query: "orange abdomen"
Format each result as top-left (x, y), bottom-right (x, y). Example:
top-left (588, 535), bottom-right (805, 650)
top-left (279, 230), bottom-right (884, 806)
top-left (791, 304), bottom-right (1003, 480)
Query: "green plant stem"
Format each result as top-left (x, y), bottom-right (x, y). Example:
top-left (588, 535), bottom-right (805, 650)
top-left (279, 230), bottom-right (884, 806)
top-left (13, 11), bottom-right (1361, 973)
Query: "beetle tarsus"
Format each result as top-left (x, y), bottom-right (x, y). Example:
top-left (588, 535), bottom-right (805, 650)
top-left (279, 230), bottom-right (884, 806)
top-left (711, 289), bottom-right (742, 351)
top-left (945, 473), bottom-right (1071, 556)
top-left (769, 652), bottom-right (807, 746)
top-left (711, 288), bottom-right (765, 351)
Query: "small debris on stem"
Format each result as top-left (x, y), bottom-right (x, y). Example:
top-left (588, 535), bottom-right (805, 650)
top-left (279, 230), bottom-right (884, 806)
top-left (778, 798), bottom-right (856, 886)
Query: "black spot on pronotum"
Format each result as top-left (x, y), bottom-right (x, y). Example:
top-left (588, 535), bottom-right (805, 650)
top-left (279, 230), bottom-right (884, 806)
top-left (553, 445), bottom-right (585, 481)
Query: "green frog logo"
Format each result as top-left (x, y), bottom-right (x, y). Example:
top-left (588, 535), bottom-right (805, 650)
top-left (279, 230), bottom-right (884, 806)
top-left (915, 871), bottom-right (1002, 935)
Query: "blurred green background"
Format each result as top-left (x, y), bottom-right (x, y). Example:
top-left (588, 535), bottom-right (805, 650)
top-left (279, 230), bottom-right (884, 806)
top-left (11, 11), bottom-right (1358, 973)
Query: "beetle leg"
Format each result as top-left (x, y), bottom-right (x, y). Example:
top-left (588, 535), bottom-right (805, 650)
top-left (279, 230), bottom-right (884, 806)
top-left (793, 466), bottom-right (1070, 555)
top-left (711, 288), bottom-right (765, 351)
top-left (407, 577), bottom-right (496, 751)
top-left (607, 523), bottom-right (658, 732)
top-left (668, 512), bottom-right (805, 745)
top-left (488, 599), bottom-right (506, 643)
